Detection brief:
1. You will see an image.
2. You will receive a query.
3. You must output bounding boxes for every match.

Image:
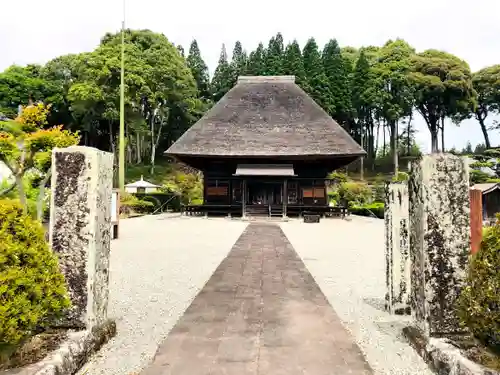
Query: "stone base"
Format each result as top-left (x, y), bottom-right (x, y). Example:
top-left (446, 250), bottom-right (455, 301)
top-left (402, 326), bottom-right (499, 375)
top-left (304, 214), bottom-right (320, 223)
top-left (5, 320), bottom-right (116, 375)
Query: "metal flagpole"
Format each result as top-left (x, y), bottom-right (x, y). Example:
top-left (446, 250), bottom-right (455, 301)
top-left (118, 0), bottom-right (126, 191)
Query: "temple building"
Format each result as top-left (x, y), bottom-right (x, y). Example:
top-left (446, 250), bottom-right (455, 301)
top-left (165, 75), bottom-right (365, 218)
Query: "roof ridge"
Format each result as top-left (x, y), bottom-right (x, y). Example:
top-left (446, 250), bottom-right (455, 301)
top-left (237, 75), bottom-right (295, 84)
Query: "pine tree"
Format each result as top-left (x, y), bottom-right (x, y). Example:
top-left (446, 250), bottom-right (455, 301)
top-left (282, 40), bottom-right (309, 91)
top-left (247, 43), bottom-right (265, 75)
top-left (322, 39), bottom-right (352, 126)
top-left (302, 38), bottom-right (334, 113)
top-left (211, 44), bottom-right (233, 101)
top-left (351, 49), bottom-right (378, 158)
top-left (230, 41), bottom-right (248, 86)
top-left (176, 45), bottom-right (185, 58)
top-left (264, 33), bottom-right (285, 75)
top-left (187, 40), bottom-right (210, 100)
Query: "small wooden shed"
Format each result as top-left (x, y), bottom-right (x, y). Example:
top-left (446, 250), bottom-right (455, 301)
top-left (471, 183), bottom-right (500, 220)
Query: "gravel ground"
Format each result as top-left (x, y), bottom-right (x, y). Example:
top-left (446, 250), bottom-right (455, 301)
top-left (280, 216), bottom-right (433, 375)
top-left (78, 214), bottom-right (248, 375)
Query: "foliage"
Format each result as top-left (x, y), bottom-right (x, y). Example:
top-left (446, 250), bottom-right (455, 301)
top-left (337, 181), bottom-right (372, 205)
top-left (458, 214), bottom-right (500, 353)
top-left (0, 199), bottom-right (70, 350)
top-left (119, 192), bottom-right (154, 216)
top-left (471, 65), bottom-right (500, 148)
top-left (211, 44), bottom-right (233, 102)
top-left (302, 38), bottom-right (334, 114)
top-left (350, 202), bottom-right (385, 219)
top-left (322, 39), bottom-right (352, 126)
top-left (0, 103), bottom-right (79, 215)
top-left (187, 40), bottom-right (211, 101)
top-left (392, 171), bottom-right (409, 182)
top-left (230, 41), bottom-right (248, 86)
top-left (410, 49), bottom-right (476, 152)
top-left (162, 171), bottom-right (203, 205)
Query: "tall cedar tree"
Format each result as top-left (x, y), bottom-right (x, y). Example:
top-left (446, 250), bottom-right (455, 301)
top-left (283, 40), bottom-right (309, 91)
top-left (247, 43), bottom-right (266, 75)
top-left (322, 39), bottom-right (352, 128)
top-left (351, 50), bottom-right (377, 157)
top-left (187, 40), bottom-right (211, 101)
top-left (230, 41), bottom-right (248, 86)
top-left (302, 38), bottom-right (334, 114)
top-left (211, 44), bottom-right (233, 101)
top-left (264, 33), bottom-right (285, 75)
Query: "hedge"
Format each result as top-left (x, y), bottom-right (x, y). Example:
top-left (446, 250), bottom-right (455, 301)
top-left (0, 199), bottom-right (70, 350)
top-left (350, 202), bottom-right (385, 219)
top-left (458, 217), bottom-right (500, 353)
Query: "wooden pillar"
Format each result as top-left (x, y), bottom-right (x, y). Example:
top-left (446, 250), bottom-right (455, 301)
top-left (242, 179), bottom-right (247, 219)
top-left (469, 189), bottom-right (483, 255)
top-left (283, 179), bottom-right (288, 218)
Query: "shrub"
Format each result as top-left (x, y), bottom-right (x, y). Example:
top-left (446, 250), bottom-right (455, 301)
top-left (0, 199), bottom-right (70, 350)
top-left (119, 192), bottom-right (154, 215)
top-left (392, 171), bottom-right (409, 182)
top-left (350, 202), bottom-right (385, 219)
top-left (338, 181), bottom-right (372, 205)
top-left (458, 215), bottom-right (500, 352)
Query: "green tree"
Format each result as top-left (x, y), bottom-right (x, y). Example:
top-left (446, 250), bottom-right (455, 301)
top-left (351, 49), bottom-right (380, 163)
top-left (230, 41), bottom-right (248, 86)
top-left (68, 29), bottom-right (200, 168)
top-left (264, 33), bottom-right (285, 75)
top-left (247, 43), bottom-right (266, 75)
top-left (282, 40), bottom-right (309, 90)
top-left (211, 44), bottom-right (233, 101)
top-left (374, 39), bottom-right (415, 174)
top-left (302, 38), bottom-right (334, 114)
top-left (0, 103), bottom-right (80, 218)
top-left (0, 65), bottom-right (59, 119)
top-left (471, 65), bottom-right (500, 148)
top-left (187, 40), bottom-right (211, 101)
top-left (322, 39), bottom-right (352, 127)
top-left (410, 49), bottom-right (476, 152)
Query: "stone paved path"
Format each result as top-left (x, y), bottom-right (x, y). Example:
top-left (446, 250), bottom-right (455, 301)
top-left (141, 223), bottom-right (373, 375)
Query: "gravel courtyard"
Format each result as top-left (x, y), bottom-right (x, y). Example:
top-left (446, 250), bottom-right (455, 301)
top-left (79, 214), bottom-right (432, 375)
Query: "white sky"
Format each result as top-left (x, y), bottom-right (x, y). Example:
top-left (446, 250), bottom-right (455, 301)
top-left (2, 0), bottom-right (500, 152)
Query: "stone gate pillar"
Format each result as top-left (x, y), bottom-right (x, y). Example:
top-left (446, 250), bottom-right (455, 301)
top-left (49, 146), bottom-right (114, 330)
top-left (408, 154), bottom-right (470, 337)
top-left (384, 182), bottom-right (410, 314)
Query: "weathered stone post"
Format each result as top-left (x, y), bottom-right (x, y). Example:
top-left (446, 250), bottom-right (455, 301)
top-left (408, 154), bottom-right (470, 337)
top-left (384, 182), bottom-right (410, 315)
top-left (49, 146), bottom-right (113, 330)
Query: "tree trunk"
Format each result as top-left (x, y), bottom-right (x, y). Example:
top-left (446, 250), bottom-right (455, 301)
top-left (478, 116), bottom-right (491, 149)
top-left (407, 112), bottom-right (413, 156)
top-left (36, 170), bottom-right (52, 222)
top-left (430, 129), bottom-right (439, 153)
top-left (441, 117), bottom-right (445, 152)
top-left (15, 174), bottom-right (27, 213)
top-left (383, 121), bottom-right (386, 156)
top-left (392, 120), bottom-right (399, 176)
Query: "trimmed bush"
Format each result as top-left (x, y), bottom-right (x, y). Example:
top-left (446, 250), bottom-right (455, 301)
top-left (338, 181), bottom-right (372, 205)
top-left (350, 202), bottom-right (385, 219)
top-left (0, 199), bottom-right (70, 349)
top-left (458, 215), bottom-right (500, 353)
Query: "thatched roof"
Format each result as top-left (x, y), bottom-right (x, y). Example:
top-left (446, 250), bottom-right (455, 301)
top-left (165, 76), bottom-right (365, 159)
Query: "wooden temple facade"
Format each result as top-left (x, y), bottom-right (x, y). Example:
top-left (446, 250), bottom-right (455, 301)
top-left (165, 76), bottom-right (365, 218)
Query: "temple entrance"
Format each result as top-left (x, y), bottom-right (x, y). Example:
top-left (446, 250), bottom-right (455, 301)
top-left (247, 180), bottom-right (283, 206)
